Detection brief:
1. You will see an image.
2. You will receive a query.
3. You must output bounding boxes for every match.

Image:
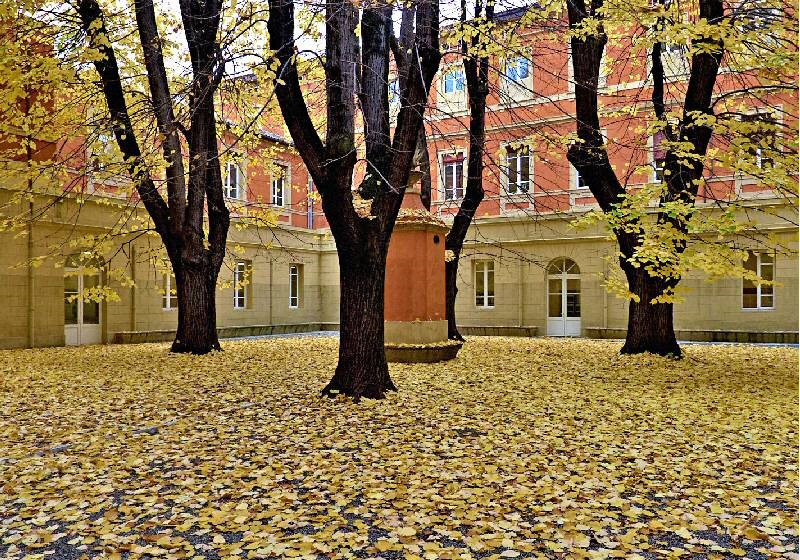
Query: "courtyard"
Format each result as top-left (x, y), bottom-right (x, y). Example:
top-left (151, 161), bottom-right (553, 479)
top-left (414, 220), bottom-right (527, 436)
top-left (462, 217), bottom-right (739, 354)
top-left (0, 336), bottom-right (797, 559)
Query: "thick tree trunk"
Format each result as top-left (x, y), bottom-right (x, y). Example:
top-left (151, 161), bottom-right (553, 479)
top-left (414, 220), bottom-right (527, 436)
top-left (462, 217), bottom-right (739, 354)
top-left (445, 257), bottom-right (463, 341)
top-left (620, 267), bottom-right (681, 357)
top-left (172, 257), bottom-right (221, 354)
top-left (322, 250), bottom-right (396, 400)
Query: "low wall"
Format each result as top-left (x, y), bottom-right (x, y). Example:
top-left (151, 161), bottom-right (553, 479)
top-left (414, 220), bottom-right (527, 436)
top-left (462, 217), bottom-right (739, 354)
top-left (459, 325), bottom-right (539, 337)
top-left (585, 327), bottom-right (798, 344)
top-left (112, 323), bottom-right (340, 344)
top-left (113, 324), bottom-right (796, 345)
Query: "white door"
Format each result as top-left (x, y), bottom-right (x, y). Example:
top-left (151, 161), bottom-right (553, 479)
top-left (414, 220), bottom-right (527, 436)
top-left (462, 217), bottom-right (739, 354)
top-left (64, 267), bottom-right (102, 345)
top-left (546, 258), bottom-right (581, 337)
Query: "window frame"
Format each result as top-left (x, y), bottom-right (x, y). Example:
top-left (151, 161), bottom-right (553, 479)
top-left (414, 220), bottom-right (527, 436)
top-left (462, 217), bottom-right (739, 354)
top-left (271, 163), bottom-right (289, 207)
top-left (233, 260), bottom-right (250, 310)
top-left (441, 152), bottom-right (465, 201)
top-left (162, 272), bottom-right (178, 311)
top-left (572, 164), bottom-right (589, 190)
top-left (442, 67), bottom-right (465, 95)
top-left (505, 145), bottom-right (532, 195)
top-left (742, 251), bottom-right (775, 310)
top-left (224, 161), bottom-right (242, 200)
top-left (474, 260), bottom-right (495, 309)
top-left (289, 264), bottom-right (302, 309)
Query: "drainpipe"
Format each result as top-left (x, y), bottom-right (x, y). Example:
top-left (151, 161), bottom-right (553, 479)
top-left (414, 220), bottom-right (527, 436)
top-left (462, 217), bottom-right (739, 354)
top-left (27, 200), bottom-right (35, 348)
top-left (268, 258), bottom-right (273, 325)
top-left (517, 258), bottom-right (524, 327)
top-left (129, 245), bottom-right (137, 332)
top-left (603, 255), bottom-right (608, 329)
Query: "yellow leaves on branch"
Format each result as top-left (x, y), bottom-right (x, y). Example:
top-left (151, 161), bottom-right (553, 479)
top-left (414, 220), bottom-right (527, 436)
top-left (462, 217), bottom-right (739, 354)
top-left (0, 337), bottom-right (797, 559)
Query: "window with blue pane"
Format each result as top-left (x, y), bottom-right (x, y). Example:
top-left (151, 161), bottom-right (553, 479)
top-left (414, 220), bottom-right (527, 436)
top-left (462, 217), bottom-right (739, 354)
top-left (443, 69), bottom-right (465, 94)
top-left (505, 57), bottom-right (530, 83)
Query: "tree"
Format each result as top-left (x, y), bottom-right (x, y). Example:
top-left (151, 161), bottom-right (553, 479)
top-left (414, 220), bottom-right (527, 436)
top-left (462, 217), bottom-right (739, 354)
top-left (567, 0), bottom-right (725, 356)
top-left (442, 0), bottom-right (494, 341)
top-left (267, 0), bottom-right (441, 399)
top-left (72, 0), bottom-right (231, 354)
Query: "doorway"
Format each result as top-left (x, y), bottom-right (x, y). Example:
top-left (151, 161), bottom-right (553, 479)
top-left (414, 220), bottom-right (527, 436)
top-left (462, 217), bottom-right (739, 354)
top-left (64, 263), bottom-right (102, 345)
top-left (547, 257), bottom-right (581, 337)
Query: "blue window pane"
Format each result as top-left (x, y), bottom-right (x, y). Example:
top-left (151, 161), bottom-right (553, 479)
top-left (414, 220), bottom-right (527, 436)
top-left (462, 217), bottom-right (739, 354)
top-left (507, 57), bottom-right (530, 82)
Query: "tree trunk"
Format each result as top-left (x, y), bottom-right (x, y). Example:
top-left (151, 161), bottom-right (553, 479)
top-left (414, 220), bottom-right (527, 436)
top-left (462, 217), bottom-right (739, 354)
top-left (322, 249), bottom-right (396, 400)
top-left (445, 256), bottom-right (463, 341)
top-left (620, 267), bottom-right (681, 357)
top-left (172, 257), bottom-right (221, 354)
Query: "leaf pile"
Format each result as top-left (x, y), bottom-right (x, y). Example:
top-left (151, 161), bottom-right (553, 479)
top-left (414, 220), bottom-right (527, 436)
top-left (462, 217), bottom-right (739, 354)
top-left (0, 337), bottom-right (797, 559)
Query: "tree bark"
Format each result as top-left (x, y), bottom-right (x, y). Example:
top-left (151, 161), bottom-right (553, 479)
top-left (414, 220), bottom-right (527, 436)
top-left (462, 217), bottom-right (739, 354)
top-left (443, 0), bottom-right (492, 341)
top-left (78, 0), bottom-right (228, 355)
top-left (621, 267), bottom-right (680, 356)
top-left (268, 0), bottom-right (440, 399)
top-left (172, 257), bottom-right (221, 353)
top-left (322, 248), bottom-right (396, 400)
top-left (445, 258), bottom-right (463, 340)
top-left (567, 0), bottom-right (723, 357)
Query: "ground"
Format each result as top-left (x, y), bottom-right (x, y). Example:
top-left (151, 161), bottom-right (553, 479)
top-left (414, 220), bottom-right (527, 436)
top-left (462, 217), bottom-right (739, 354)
top-left (0, 337), bottom-right (797, 560)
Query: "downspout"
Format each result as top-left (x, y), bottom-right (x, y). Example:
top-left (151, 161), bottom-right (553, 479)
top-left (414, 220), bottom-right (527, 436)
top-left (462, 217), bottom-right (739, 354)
top-left (27, 200), bottom-right (35, 348)
top-left (517, 258), bottom-right (524, 327)
top-left (268, 258), bottom-right (273, 325)
top-left (129, 245), bottom-right (137, 332)
top-left (603, 254), bottom-right (609, 329)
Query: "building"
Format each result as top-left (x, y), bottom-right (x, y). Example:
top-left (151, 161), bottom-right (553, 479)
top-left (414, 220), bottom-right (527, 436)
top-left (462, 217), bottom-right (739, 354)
top-left (0, 7), bottom-right (797, 349)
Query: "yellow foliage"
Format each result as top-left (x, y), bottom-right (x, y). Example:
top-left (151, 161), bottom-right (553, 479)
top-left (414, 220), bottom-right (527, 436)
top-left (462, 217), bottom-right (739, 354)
top-left (0, 337), bottom-right (796, 558)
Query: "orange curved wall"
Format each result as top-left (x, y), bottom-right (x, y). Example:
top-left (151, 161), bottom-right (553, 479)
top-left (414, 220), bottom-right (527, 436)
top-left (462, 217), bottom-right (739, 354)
top-left (384, 228), bottom-right (446, 322)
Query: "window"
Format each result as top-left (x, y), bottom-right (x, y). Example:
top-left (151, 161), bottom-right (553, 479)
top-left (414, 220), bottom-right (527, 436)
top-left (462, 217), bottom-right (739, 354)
top-left (224, 162), bottom-right (241, 199)
top-left (475, 261), bottom-right (495, 308)
top-left (506, 146), bottom-right (530, 194)
top-left (442, 153), bottom-right (464, 200)
top-left (742, 251), bottom-right (774, 309)
top-left (736, 0), bottom-right (782, 32)
top-left (91, 132), bottom-right (114, 172)
top-left (653, 130), bottom-right (667, 183)
top-left (504, 56), bottom-right (530, 83)
top-left (742, 113), bottom-right (778, 170)
top-left (233, 261), bottom-right (250, 309)
top-left (272, 164), bottom-right (287, 206)
top-left (573, 165), bottom-right (589, 189)
top-left (442, 68), bottom-right (465, 94)
top-left (388, 79), bottom-right (400, 105)
top-left (289, 264), bottom-right (303, 308)
top-left (162, 273), bottom-right (178, 310)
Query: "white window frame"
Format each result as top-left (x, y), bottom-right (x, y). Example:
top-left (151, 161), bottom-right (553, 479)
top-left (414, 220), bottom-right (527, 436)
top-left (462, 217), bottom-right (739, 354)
top-left (289, 264), bottom-right (302, 309)
top-left (572, 164), bottom-right (589, 190)
top-left (440, 152), bottom-right (466, 201)
top-left (501, 55), bottom-right (533, 103)
top-left (442, 67), bottom-right (465, 94)
top-left (438, 64), bottom-right (468, 113)
top-left (474, 260), bottom-right (495, 309)
top-left (505, 145), bottom-right (532, 195)
top-left (162, 272), bottom-right (178, 310)
top-left (271, 163), bottom-right (289, 207)
top-left (233, 261), bottom-right (249, 309)
top-left (742, 251), bottom-right (775, 310)
top-left (224, 161), bottom-right (243, 200)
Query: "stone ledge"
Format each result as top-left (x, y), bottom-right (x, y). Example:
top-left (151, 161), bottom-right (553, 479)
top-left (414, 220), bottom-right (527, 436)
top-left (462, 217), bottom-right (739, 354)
top-left (112, 323), bottom-right (340, 345)
top-left (384, 341), bottom-right (463, 363)
top-left (458, 325), bottom-right (539, 338)
top-left (585, 327), bottom-right (799, 344)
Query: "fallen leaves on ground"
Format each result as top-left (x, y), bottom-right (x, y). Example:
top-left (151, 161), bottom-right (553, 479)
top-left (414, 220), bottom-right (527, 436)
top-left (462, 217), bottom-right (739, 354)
top-left (0, 337), bottom-right (797, 559)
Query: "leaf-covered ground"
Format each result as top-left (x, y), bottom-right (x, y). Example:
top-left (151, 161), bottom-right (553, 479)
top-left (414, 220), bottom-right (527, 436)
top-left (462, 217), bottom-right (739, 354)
top-left (0, 337), bottom-right (797, 560)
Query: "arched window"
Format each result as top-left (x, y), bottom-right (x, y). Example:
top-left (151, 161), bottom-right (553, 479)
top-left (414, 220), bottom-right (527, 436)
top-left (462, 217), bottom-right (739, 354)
top-left (546, 258), bottom-right (581, 337)
top-left (546, 257), bottom-right (580, 275)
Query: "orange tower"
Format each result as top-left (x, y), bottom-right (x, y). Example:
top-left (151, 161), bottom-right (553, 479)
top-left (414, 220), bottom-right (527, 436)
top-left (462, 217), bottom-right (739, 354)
top-left (383, 172), bottom-right (462, 362)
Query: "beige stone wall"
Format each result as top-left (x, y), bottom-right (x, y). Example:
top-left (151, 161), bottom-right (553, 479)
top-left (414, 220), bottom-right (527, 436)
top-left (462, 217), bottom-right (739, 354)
top-left (0, 190), bottom-right (796, 350)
